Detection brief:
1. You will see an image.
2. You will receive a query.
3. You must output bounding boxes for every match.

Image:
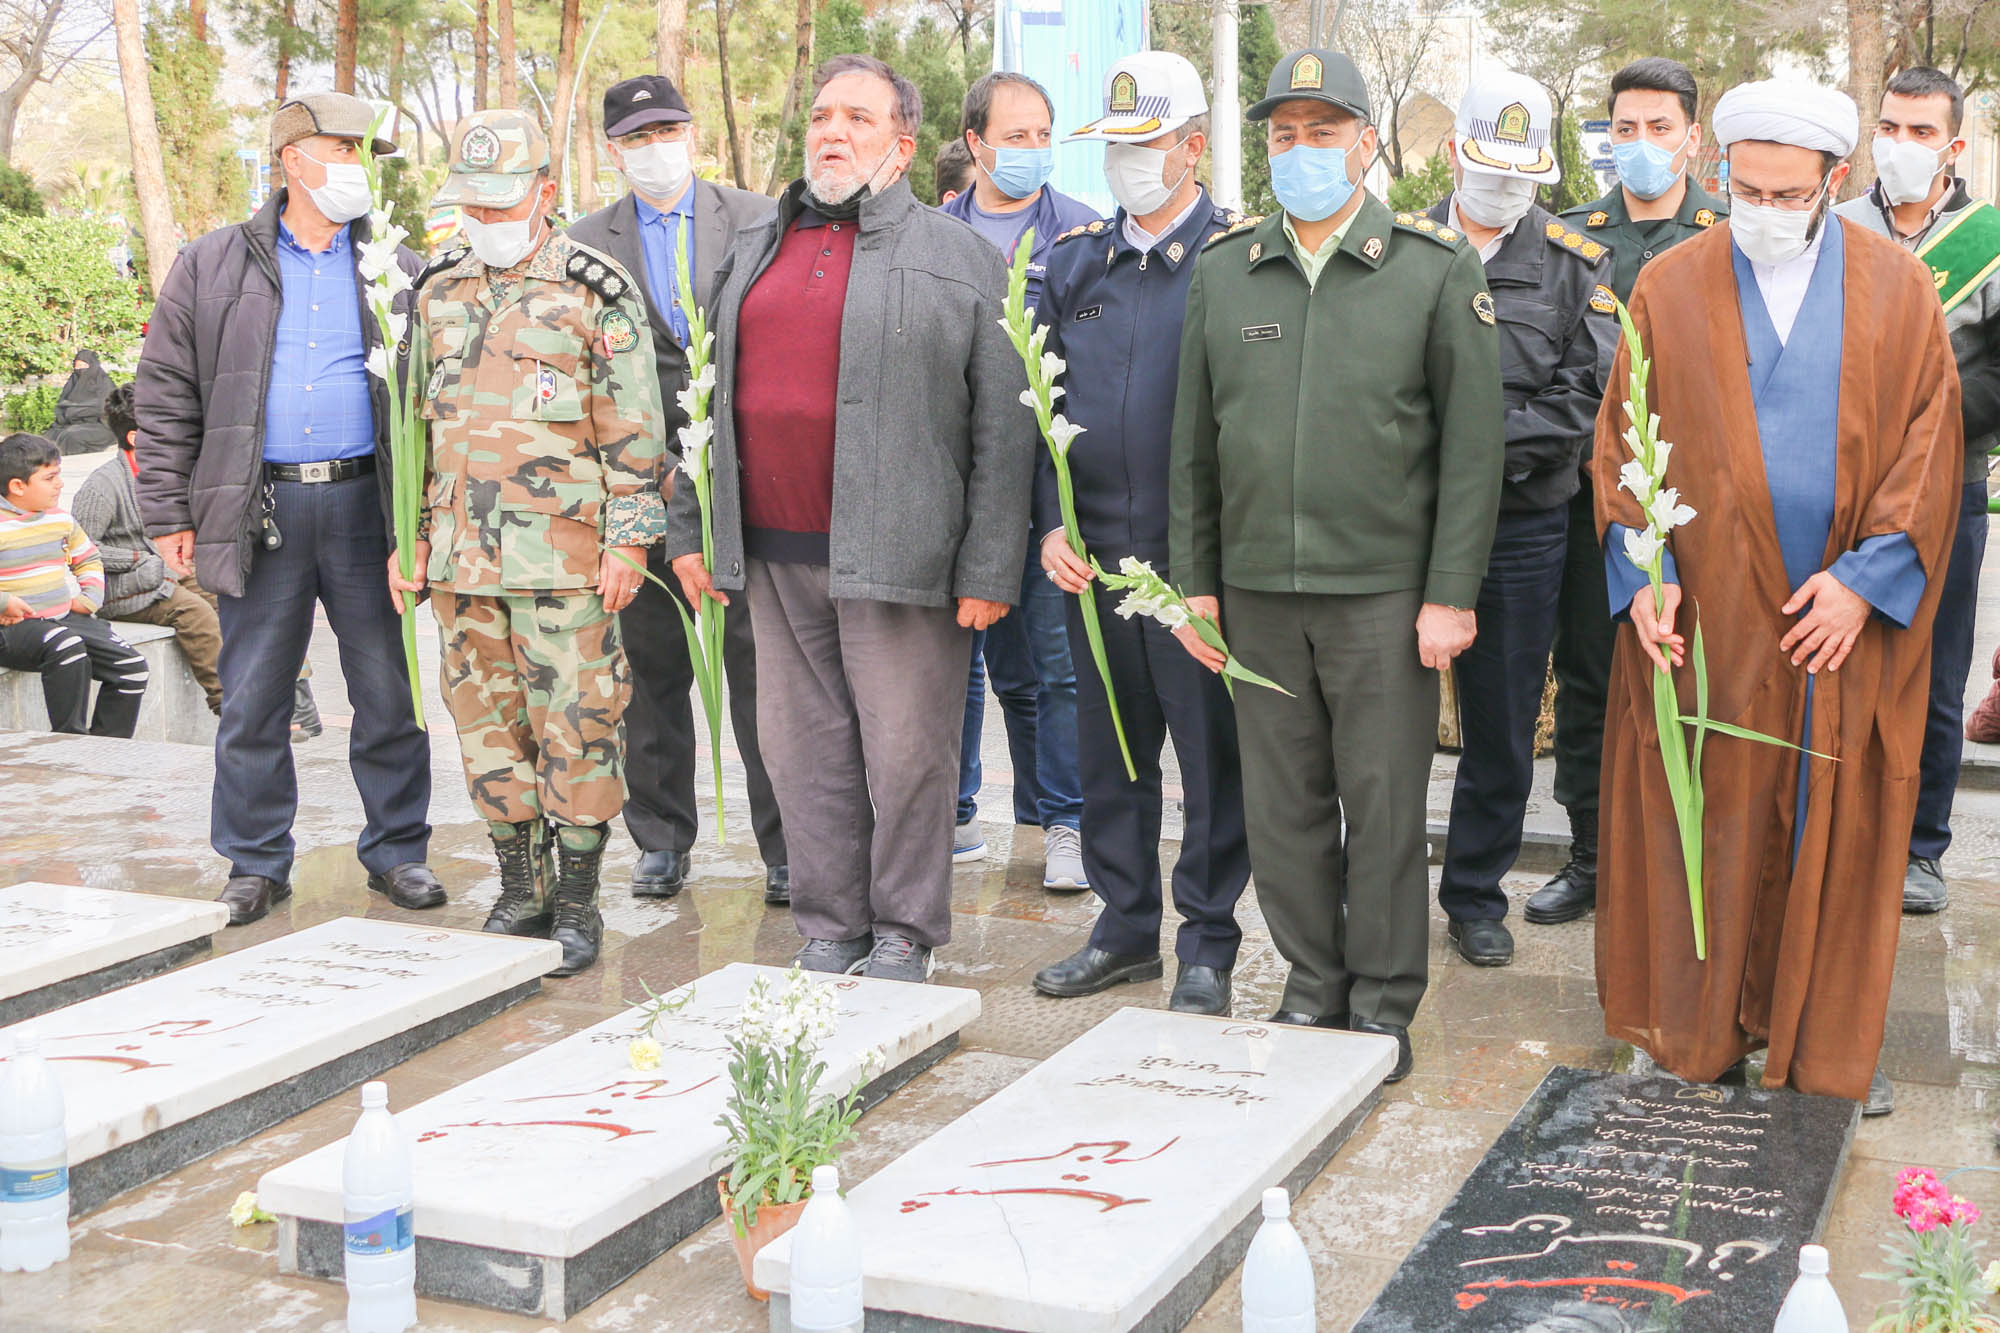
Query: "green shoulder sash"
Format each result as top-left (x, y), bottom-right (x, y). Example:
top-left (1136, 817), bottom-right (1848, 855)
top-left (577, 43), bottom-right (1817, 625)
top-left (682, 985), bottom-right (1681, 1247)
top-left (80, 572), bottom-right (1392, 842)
top-left (1915, 199), bottom-right (2000, 314)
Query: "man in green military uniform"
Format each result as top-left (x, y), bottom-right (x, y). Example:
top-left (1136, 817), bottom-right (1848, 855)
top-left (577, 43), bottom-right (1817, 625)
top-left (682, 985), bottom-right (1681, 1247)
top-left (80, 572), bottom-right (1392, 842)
top-left (390, 109), bottom-right (668, 977)
top-left (1168, 48), bottom-right (1504, 1081)
top-left (1533, 57), bottom-right (1726, 928)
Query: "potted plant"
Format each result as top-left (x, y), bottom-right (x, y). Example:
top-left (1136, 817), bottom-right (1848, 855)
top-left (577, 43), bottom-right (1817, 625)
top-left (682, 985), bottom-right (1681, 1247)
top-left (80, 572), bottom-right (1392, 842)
top-left (1868, 1166), bottom-right (2000, 1331)
top-left (711, 967), bottom-right (865, 1299)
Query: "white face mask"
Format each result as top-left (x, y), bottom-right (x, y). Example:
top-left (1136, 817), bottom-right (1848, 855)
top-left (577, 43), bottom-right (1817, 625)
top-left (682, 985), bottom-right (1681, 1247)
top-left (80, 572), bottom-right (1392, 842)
top-left (297, 151), bottom-right (373, 224)
top-left (1103, 138), bottom-right (1191, 217)
top-left (462, 210), bottom-right (546, 270)
top-left (621, 139), bottom-right (693, 201)
top-left (1873, 134), bottom-right (1949, 206)
top-left (1455, 170), bottom-right (1539, 229)
top-left (1730, 184), bottom-right (1830, 267)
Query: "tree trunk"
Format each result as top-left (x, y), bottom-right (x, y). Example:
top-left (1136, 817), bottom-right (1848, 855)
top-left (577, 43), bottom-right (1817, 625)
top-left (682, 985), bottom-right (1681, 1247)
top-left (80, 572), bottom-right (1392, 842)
top-left (111, 0), bottom-right (177, 297)
top-left (657, 0), bottom-right (685, 84)
top-left (1847, 0), bottom-right (1887, 197)
top-left (0, 0), bottom-right (65, 163)
top-left (575, 65), bottom-right (599, 210)
top-left (388, 26), bottom-right (405, 110)
top-left (188, 0), bottom-right (204, 41)
top-left (474, 0), bottom-right (490, 109)
top-left (496, 0), bottom-right (518, 109)
top-left (763, 0), bottom-right (814, 194)
top-left (550, 0), bottom-right (583, 201)
top-left (716, 0), bottom-right (747, 186)
top-left (275, 0), bottom-right (293, 100)
top-left (334, 0), bottom-right (358, 94)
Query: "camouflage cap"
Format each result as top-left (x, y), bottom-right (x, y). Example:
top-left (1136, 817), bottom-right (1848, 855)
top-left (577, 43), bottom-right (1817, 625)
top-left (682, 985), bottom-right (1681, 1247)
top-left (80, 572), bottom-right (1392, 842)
top-left (433, 110), bottom-right (551, 209)
top-left (270, 91), bottom-right (396, 158)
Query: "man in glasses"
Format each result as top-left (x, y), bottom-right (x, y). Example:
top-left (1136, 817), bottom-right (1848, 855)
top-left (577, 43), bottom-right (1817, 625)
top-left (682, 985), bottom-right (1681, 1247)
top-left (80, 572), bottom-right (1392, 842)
top-left (1593, 79), bottom-right (1961, 1116)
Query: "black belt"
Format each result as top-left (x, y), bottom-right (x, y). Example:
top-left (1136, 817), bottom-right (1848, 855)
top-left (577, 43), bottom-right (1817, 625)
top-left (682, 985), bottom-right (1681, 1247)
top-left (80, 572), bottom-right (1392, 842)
top-left (267, 455), bottom-right (376, 483)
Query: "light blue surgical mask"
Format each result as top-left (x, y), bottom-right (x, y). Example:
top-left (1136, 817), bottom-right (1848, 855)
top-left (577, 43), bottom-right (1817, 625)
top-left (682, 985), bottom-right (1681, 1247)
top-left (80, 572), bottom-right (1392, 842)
top-left (1270, 140), bottom-right (1360, 223)
top-left (977, 136), bottom-right (1054, 200)
top-left (1611, 131), bottom-right (1690, 201)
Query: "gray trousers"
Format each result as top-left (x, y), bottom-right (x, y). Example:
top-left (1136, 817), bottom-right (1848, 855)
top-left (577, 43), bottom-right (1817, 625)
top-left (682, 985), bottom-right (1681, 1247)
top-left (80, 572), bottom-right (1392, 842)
top-left (748, 559), bottom-right (972, 949)
top-left (1224, 585), bottom-right (1437, 1027)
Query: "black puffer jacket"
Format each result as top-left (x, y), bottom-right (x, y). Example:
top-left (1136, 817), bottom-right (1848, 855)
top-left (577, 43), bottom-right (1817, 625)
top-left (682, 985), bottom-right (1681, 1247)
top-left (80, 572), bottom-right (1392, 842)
top-left (135, 190), bottom-right (423, 597)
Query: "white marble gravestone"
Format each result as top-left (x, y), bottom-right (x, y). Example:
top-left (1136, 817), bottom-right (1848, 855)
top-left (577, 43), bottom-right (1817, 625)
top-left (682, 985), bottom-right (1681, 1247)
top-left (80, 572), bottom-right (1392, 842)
top-left (760, 1008), bottom-right (1398, 1333)
top-left (259, 962), bottom-right (981, 1319)
top-left (0, 916), bottom-right (559, 1214)
top-left (0, 883), bottom-right (229, 1024)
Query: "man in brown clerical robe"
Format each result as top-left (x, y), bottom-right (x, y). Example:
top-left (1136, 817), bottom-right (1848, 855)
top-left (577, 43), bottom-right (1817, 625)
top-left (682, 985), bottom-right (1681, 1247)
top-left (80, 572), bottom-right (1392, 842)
top-left (1592, 79), bottom-right (1962, 1111)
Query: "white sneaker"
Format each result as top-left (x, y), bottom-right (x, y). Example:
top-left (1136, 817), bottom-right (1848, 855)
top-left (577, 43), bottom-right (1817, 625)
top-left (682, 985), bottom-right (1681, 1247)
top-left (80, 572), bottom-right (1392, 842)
top-left (953, 817), bottom-right (987, 865)
top-left (1043, 825), bottom-right (1088, 890)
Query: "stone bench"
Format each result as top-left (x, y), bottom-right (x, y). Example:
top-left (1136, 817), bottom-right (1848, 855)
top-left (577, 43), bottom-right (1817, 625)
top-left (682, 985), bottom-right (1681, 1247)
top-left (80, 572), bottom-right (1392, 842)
top-left (0, 620), bottom-right (216, 745)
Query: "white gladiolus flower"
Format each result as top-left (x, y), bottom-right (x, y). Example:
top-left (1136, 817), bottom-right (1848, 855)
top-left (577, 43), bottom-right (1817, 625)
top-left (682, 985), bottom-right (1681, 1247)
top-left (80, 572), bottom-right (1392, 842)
top-left (1649, 413), bottom-right (1661, 440)
top-left (1039, 350), bottom-right (1065, 383)
top-left (691, 363), bottom-right (716, 394)
top-left (383, 310), bottom-right (408, 346)
top-left (1047, 414), bottom-right (1085, 456)
top-left (1622, 424), bottom-right (1645, 459)
top-left (675, 385), bottom-right (700, 419)
top-left (377, 263), bottom-right (412, 297)
top-left (365, 345), bottom-right (388, 380)
top-left (1623, 527), bottom-right (1664, 569)
top-left (1617, 460), bottom-right (1651, 500)
top-left (1648, 488), bottom-right (1696, 532)
top-left (1654, 439), bottom-right (1673, 473)
top-left (1019, 388), bottom-right (1040, 410)
top-left (1048, 383), bottom-right (1063, 402)
top-left (1118, 557), bottom-right (1149, 578)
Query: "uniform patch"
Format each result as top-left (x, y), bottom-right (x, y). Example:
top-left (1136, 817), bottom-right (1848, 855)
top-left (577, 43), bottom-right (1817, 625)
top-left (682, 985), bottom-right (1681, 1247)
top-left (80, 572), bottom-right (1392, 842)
top-left (1579, 240), bottom-right (1605, 261)
top-left (601, 308), bottom-right (639, 355)
top-left (1694, 208), bottom-right (1718, 227)
top-left (1363, 236), bottom-right (1383, 260)
top-left (1437, 227), bottom-right (1459, 243)
top-left (461, 126), bottom-right (501, 169)
top-left (1167, 241), bottom-right (1185, 263)
top-left (1075, 305), bottom-right (1102, 321)
top-left (1563, 232), bottom-right (1583, 248)
top-left (1290, 54), bottom-right (1323, 90)
top-left (1248, 242), bottom-right (1263, 263)
top-left (1545, 221), bottom-right (1566, 240)
top-left (1395, 212), bottom-right (1415, 226)
top-left (1242, 323), bottom-right (1281, 342)
top-left (1414, 217), bottom-right (1438, 232)
top-left (1472, 292), bottom-right (1496, 326)
top-left (1589, 284), bottom-right (1616, 314)
top-left (536, 363), bottom-right (559, 402)
top-left (1587, 211), bottom-right (1610, 228)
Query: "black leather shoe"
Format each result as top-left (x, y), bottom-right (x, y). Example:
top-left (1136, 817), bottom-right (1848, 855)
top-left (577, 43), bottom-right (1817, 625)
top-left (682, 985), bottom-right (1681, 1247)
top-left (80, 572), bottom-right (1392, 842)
top-left (366, 862), bottom-right (446, 911)
top-left (765, 863), bottom-right (790, 906)
top-left (1169, 963), bottom-right (1232, 1015)
top-left (1449, 918), bottom-right (1514, 967)
top-left (216, 875), bottom-right (289, 926)
top-left (1865, 1066), bottom-right (1895, 1117)
top-left (1525, 810), bottom-right (1597, 924)
top-left (1714, 1059), bottom-right (1749, 1087)
top-left (549, 831), bottom-right (607, 977)
top-left (631, 849), bottom-right (688, 899)
top-left (1032, 946), bottom-right (1163, 998)
top-left (1352, 1019), bottom-right (1414, 1082)
top-left (1267, 1010), bottom-right (1348, 1029)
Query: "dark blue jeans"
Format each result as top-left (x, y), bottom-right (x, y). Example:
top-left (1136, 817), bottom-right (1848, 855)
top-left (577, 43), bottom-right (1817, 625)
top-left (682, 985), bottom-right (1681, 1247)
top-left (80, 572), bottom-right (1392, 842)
top-left (1440, 504), bottom-right (1569, 921)
top-left (1910, 479), bottom-right (1990, 860)
top-left (212, 475), bottom-right (432, 882)
top-left (956, 548), bottom-right (1082, 830)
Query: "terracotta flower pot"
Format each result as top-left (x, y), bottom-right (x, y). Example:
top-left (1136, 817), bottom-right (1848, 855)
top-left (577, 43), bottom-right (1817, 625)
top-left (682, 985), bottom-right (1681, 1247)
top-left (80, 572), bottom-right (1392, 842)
top-left (720, 1179), bottom-right (808, 1300)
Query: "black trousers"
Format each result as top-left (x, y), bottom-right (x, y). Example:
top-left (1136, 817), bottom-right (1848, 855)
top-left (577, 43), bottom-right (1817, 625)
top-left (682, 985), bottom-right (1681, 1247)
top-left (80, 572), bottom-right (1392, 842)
top-left (618, 543), bottom-right (786, 864)
top-left (0, 613), bottom-right (147, 737)
top-left (1911, 479), bottom-right (1990, 860)
top-left (212, 475), bottom-right (432, 882)
top-left (1440, 505), bottom-right (1569, 921)
top-left (1551, 476), bottom-right (1616, 819)
top-left (1067, 581), bottom-right (1250, 969)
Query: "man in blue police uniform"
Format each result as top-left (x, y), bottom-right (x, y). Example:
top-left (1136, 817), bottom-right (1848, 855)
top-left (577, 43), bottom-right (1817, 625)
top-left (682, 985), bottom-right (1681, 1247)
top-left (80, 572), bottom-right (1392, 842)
top-left (1027, 52), bottom-right (1252, 1016)
top-left (1430, 74), bottom-right (1617, 968)
top-left (941, 71), bottom-right (1099, 891)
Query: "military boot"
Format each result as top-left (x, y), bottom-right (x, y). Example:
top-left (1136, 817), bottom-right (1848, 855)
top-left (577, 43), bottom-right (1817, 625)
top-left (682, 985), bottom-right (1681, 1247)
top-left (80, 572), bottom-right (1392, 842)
top-left (1524, 808), bottom-right (1597, 924)
top-left (548, 823), bottom-right (607, 977)
top-left (483, 820), bottom-right (552, 937)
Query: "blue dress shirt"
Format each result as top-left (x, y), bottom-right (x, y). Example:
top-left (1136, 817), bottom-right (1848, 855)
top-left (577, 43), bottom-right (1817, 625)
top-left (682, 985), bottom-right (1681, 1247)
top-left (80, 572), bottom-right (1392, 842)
top-left (263, 222), bottom-right (376, 463)
top-left (636, 190), bottom-right (695, 346)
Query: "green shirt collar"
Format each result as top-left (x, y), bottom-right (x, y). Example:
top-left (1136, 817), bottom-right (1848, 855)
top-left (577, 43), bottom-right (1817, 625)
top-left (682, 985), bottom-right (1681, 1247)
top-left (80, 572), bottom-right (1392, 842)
top-left (1283, 204), bottom-right (1363, 287)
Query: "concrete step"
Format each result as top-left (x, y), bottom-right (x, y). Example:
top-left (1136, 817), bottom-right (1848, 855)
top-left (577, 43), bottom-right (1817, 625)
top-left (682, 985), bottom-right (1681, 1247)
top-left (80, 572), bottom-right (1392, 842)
top-left (0, 620), bottom-right (216, 745)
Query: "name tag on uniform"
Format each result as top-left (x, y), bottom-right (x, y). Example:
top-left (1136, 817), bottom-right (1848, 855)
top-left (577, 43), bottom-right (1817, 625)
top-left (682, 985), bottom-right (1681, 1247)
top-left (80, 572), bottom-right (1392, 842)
top-left (1075, 305), bottom-right (1102, 321)
top-left (1242, 323), bottom-right (1281, 342)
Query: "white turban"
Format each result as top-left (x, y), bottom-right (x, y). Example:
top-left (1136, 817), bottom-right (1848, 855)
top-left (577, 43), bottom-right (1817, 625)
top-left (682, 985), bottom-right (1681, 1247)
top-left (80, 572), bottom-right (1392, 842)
top-left (1712, 80), bottom-right (1860, 156)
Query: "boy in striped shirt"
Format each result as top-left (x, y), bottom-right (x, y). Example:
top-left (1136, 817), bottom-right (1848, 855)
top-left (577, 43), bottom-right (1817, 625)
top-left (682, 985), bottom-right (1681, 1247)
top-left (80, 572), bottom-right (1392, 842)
top-left (0, 433), bottom-right (148, 736)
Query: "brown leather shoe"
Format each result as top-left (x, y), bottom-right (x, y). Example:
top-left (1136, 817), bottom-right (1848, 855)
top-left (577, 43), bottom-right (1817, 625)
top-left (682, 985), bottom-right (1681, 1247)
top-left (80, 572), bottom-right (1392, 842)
top-left (366, 862), bottom-right (446, 911)
top-left (216, 875), bottom-right (289, 926)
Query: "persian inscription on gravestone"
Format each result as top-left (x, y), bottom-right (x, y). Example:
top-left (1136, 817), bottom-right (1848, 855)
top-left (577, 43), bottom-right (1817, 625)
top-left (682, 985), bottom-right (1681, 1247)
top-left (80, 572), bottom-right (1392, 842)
top-left (1351, 1065), bottom-right (1858, 1333)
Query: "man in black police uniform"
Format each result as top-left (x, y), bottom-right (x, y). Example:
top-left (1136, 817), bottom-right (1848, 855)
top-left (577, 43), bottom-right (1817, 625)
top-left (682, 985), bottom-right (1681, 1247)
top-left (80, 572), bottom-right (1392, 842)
top-left (1026, 52), bottom-right (1252, 1016)
top-left (1430, 73), bottom-right (1616, 967)
top-left (1534, 57), bottom-right (1725, 927)
top-left (568, 74), bottom-right (788, 903)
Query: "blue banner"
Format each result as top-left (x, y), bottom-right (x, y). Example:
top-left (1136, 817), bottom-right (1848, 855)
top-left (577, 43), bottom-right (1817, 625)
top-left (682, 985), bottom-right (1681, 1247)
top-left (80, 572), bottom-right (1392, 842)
top-left (995, 0), bottom-right (1150, 216)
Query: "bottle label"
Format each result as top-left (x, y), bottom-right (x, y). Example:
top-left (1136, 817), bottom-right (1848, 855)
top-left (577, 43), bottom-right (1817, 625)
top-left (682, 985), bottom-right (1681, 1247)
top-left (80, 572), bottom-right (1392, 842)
top-left (343, 1205), bottom-right (414, 1256)
top-left (0, 1160), bottom-right (68, 1203)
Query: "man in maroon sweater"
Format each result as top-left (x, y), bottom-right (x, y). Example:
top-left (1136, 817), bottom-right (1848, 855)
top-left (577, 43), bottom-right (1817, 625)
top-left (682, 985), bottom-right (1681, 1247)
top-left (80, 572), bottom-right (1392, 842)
top-left (670, 54), bottom-right (1035, 983)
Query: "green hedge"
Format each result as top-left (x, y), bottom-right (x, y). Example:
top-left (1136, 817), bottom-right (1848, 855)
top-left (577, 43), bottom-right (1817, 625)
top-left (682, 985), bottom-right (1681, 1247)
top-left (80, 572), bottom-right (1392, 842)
top-left (0, 215), bottom-right (146, 381)
top-left (1, 383), bottom-right (59, 435)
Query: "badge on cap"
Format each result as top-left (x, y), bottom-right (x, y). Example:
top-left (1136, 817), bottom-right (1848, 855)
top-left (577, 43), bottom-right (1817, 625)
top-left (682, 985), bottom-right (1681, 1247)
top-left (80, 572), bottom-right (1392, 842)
top-left (1363, 236), bottom-right (1383, 260)
top-left (1472, 292), bottom-right (1496, 326)
top-left (1494, 102), bottom-right (1531, 145)
top-left (1290, 54), bottom-right (1323, 91)
top-left (1167, 241), bottom-right (1185, 263)
top-left (601, 308), bottom-right (639, 356)
top-left (1110, 70), bottom-right (1138, 113)
top-left (462, 126), bottom-right (501, 169)
top-left (633, 89), bottom-right (653, 101)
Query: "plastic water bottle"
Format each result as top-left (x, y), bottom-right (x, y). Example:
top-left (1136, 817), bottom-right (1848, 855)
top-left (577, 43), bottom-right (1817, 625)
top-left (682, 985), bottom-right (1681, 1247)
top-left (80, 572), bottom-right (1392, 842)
top-left (0, 1029), bottom-right (70, 1273)
top-left (342, 1082), bottom-right (416, 1333)
top-left (1242, 1186), bottom-right (1314, 1333)
top-left (1773, 1243), bottom-right (1847, 1331)
top-left (790, 1164), bottom-right (863, 1333)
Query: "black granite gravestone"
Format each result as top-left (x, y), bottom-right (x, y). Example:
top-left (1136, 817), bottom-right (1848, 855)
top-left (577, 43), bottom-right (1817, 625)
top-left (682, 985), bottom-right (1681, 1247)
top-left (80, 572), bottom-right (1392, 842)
top-left (1351, 1065), bottom-right (1858, 1333)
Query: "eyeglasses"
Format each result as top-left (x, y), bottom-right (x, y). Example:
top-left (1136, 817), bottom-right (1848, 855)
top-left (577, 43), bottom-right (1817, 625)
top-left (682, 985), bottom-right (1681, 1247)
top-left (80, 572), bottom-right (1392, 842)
top-left (1728, 172), bottom-right (1832, 212)
top-left (613, 125), bottom-right (687, 148)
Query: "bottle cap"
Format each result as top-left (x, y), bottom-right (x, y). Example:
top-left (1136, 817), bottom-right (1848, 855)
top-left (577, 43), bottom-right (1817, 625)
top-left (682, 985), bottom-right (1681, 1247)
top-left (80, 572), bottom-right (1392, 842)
top-left (1799, 1243), bottom-right (1829, 1275)
top-left (1262, 1186), bottom-right (1290, 1219)
top-left (362, 1081), bottom-right (389, 1109)
top-left (812, 1164), bottom-right (841, 1194)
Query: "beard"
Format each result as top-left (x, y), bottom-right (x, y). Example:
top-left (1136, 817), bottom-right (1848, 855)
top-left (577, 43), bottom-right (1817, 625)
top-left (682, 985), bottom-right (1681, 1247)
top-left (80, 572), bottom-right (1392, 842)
top-left (807, 158), bottom-right (865, 204)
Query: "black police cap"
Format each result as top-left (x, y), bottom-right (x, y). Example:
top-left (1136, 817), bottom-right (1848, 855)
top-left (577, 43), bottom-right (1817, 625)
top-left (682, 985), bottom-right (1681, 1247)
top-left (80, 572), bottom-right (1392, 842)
top-left (603, 75), bottom-right (692, 137)
top-left (1246, 48), bottom-right (1372, 124)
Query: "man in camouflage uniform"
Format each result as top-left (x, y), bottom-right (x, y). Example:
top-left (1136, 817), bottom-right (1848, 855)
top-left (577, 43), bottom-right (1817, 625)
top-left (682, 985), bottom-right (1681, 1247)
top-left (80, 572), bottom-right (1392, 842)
top-left (392, 110), bottom-right (668, 976)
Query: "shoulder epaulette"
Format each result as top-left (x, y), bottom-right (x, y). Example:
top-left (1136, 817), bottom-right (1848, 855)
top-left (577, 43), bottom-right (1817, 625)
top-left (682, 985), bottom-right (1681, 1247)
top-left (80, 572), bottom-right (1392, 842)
top-left (1544, 220), bottom-right (1607, 266)
top-left (1203, 214), bottom-right (1262, 248)
top-left (1053, 218), bottom-right (1110, 244)
top-left (564, 243), bottom-right (632, 304)
top-left (1393, 212), bottom-right (1461, 247)
top-left (416, 246), bottom-right (470, 290)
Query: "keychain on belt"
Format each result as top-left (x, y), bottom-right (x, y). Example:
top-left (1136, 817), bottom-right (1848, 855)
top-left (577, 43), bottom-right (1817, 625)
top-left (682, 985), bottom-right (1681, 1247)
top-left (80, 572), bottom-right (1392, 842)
top-left (260, 476), bottom-right (283, 551)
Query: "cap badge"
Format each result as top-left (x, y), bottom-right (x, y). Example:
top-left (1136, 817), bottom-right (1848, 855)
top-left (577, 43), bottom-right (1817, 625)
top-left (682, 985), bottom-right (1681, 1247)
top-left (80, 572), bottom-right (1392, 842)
top-left (1363, 236), bottom-right (1383, 260)
top-left (1290, 54), bottom-right (1323, 91)
top-left (1495, 102), bottom-right (1531, 145)
top-left (1167, 241), bottom-right (1185, 263)
top-left (461, 126), bottom-right (501, 169)
top-left (632, 89), bottom-right (653, 101)
top-left (1110, 70), bottom-right (1138, 114)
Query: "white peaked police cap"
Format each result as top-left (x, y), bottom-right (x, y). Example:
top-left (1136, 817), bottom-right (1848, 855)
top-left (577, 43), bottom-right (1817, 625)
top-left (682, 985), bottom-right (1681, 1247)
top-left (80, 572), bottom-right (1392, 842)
top-left (1066, 51), bottom-right (1209, 143)
top-left (1455, 70), bottom-right (1561, 183)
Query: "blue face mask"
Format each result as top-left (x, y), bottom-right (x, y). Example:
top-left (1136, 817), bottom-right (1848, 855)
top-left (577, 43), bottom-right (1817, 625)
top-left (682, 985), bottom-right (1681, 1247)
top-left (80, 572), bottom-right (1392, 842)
top-left (1270, 141), bottom-right (1359, 223)
top-left (978, 137), bottom-right (1054, 200)
top-left (1611, 133), bottom-right (1690, 201)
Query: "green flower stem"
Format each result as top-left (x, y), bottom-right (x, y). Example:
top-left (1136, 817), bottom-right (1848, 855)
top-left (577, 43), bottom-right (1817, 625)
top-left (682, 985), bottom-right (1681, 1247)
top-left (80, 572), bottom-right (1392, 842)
top-left (672, 226), bottom-right (726, 843)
